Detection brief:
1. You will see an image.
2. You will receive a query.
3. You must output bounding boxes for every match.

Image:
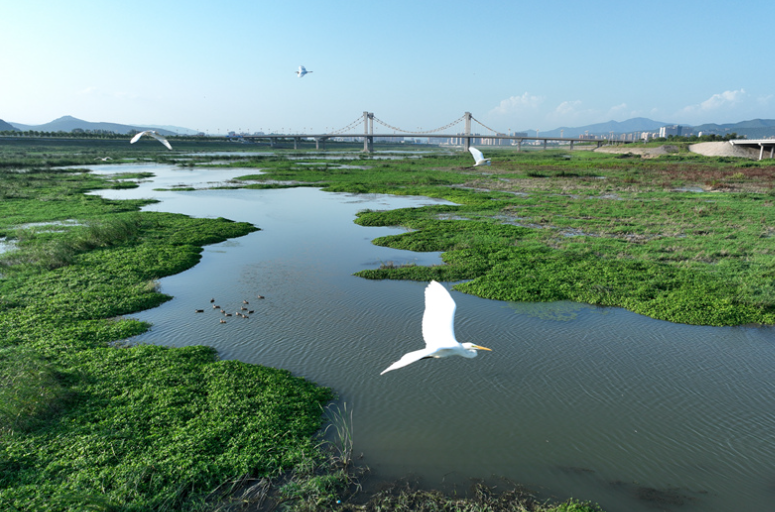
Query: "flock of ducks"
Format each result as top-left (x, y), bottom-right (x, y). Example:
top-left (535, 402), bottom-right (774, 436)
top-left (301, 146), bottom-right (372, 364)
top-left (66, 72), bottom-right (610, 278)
top-left (195, 295), bottom-right (265, 323)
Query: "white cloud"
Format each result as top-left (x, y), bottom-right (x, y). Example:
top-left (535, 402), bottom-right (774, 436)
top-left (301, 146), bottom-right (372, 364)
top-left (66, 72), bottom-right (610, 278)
top-left (606, 103), bottom-right (629, 117)
top-left (678, 89), bottom-right (747, 119)
top-left (554, 100), bottom-right (582, 116)
top-left (489, 92), bottom-right (545, 115)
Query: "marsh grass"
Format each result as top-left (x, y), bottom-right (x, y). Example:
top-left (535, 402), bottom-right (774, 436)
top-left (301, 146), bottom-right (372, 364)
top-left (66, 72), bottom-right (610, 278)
top-left (229, 146), bottom-right (775, 326)
top-left (0, 348), bottom-right (72, 436)
top-left (1, 215), bottom-right (147, 269)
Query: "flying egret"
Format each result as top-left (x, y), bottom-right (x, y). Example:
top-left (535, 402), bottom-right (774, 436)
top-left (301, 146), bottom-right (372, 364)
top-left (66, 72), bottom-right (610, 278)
top-left (130, 130), bottom-right (173, 150)
top-left (380, 281), bottom-right (492, 375)
top-left (296, 65), bottom-right (313, 78)
top-left (468, 146), bottom-right (491, 167)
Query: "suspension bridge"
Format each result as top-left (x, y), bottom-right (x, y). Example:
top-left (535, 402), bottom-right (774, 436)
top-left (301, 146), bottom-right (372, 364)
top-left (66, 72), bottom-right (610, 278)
top-left (228, 112), bottom-right (617, 153)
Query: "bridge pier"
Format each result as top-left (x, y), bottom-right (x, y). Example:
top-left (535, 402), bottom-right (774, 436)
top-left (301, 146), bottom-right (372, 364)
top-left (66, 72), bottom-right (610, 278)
top-left (294, 137), bottom-right (300, 150)
top-left (758, 143), bottom-right (775, 160)
top-left (543, 139), bottom-right (547, 150)
top-left (463, 112), bottom-right (472, 152)
top-left (315, 137), bottom-right (326, 150)
top-left (363, 111), bottom-right (374, 153)
top-left (570, 141), bottom-right (574, 150)
top-left (517, 139), bottom-right (522, 151)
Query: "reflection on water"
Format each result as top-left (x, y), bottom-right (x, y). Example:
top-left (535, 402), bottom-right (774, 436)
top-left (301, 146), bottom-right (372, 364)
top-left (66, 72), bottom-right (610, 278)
top-left (88, 164), bottom-right (775, 512)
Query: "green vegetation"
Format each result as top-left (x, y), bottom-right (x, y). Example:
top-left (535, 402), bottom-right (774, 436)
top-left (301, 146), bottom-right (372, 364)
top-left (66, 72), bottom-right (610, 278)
top-left (227, 147), bottom-right (775, 326)
top-left (0, 139), bottom-right (606, 511)
top-left (0, 148), bottom-right (334, 511)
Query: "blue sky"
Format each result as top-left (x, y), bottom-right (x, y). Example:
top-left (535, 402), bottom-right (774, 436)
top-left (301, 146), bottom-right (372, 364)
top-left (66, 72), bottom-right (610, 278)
top-left (2, 0), bottom-right (773, 134)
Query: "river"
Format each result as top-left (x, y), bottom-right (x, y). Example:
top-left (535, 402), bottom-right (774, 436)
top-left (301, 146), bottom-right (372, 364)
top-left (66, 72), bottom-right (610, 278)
top-left (88, 162), bottom-right (775, 512)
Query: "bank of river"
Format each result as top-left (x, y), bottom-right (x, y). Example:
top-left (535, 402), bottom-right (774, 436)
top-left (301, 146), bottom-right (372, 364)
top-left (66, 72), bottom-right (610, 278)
top-left (85, 162), bottom-right (775, 512)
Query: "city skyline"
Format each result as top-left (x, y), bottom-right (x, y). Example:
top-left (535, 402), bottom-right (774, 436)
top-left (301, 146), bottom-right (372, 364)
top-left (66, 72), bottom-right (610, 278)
top-left (2, 1), bottom-right (774, 135)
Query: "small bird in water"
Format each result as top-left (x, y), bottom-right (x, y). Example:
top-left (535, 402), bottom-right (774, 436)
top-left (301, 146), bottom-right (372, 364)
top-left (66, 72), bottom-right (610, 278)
top-left (194, 309), bottom-right (204, 313)
top-left (219, 319), bottom-right (226, 324)
top-left (257, 295), bottom-right (265, 299)
top-left (243, 300), bottom-right (249, 304)
top-left (130, 130), bottom-right (173, 150)
top-left (381, 281), bottom-right (492, 375)
top-left (210, 298), bottom-right (215, 303)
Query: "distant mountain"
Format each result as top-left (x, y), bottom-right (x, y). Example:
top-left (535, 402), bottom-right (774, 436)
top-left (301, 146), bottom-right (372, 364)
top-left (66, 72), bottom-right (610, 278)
top-left (529, 117), bottom-right (775, 139)
top-left (0, 119), bottom-right (19, 131)
top-left (689, 119), bottom-right (775, 139)
top-left (536, 118), bottom-right (671, 138)
top-left (142, 124), bottom-right (201, 135)
top-left (8, 116), bottom-right (178, 136)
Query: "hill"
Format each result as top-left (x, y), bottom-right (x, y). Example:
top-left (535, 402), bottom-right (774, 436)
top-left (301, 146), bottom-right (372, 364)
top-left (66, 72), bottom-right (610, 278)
top-left (537, 117), bottom-right (670, 138)
top-left (524, 117), bottom-right (775, 139)
top-left (8, 116), bottom-right (178, 136)
top-left (0, 119), bottom-right (19, 131)
top-left (689, 119), bottom-right (775, 139)
top-left (142, 124), bottom-right (201, 135)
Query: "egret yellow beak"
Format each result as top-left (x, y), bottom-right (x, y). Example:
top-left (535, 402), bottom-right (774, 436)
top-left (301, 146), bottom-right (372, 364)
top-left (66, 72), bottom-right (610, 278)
top-left (473, 345), bottom-right (492, 351)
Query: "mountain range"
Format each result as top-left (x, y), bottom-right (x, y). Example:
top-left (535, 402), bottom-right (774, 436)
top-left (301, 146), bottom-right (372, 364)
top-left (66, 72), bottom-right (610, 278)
top-left (0, 119), bottom-right (18, 131)
top-left (4, 116), bottom-right (179, 136)
top-left (534, 118), bottom-right (775, 139)
top-left (4, 115), bottom-right (775, 139)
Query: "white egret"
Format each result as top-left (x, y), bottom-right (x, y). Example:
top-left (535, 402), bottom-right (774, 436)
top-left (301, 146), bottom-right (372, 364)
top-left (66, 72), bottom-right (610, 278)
top-left (380, 280), bottom-right (491, 375)
top-left (296, 65), bottom-right (313, 78)
top-left (468, 146), bottom-right (490, 167)
top-left (130, 130), bottom-right (173, 150)
top-left (468, 146), bottom-right (491, 167)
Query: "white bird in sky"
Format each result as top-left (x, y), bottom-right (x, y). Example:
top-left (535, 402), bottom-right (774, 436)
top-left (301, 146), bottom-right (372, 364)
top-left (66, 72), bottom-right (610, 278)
top-left (130, 130), bottom-right (173, 150)
top-left (469, 146), bottom-right (491, 167)
top-left (296, 65), bottom-right (313, 78)
top-left (380, 281), bottom-right (492, 375)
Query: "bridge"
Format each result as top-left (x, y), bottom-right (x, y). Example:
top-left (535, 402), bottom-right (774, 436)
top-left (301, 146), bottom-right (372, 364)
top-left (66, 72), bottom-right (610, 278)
top-left (728, 139), bottom-right (775, 160)
top-left (225, 112), bottom-right (618, 153)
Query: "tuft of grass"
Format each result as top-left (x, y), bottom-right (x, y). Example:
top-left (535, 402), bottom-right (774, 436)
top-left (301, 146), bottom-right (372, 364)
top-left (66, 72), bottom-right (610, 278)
top-left (0, 348), bottom-right (71, 436)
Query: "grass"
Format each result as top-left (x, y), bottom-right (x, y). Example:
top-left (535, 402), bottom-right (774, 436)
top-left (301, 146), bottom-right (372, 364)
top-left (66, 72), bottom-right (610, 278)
top-left (16, 137), bottom-right (773, 510)
top-left (220, 146), bottom-right (775, 326)
top-left (0, 145), bottom-right (335, 511)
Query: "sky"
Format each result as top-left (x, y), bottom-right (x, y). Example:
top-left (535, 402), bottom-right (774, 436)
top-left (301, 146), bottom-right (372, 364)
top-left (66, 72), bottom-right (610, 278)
top-left (2, 0), bottom-right (774, 135)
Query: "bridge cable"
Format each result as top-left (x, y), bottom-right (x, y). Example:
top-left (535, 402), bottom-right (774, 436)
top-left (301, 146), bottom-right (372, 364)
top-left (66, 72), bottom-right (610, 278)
top-left (325, 115), bottom-right (368, 135)
top-left (470, 116), bottom-right (507, 136)
top-left (371, 115), bottom-right (466, 135)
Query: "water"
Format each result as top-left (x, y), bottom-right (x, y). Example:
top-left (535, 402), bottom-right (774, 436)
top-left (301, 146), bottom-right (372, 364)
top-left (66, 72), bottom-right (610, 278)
top-left (87, 164), bottom-right (775, 512)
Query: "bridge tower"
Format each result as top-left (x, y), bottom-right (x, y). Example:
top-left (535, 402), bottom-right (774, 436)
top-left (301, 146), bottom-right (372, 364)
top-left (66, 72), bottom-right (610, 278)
top-left (463, 112), bottom-right (472, 152)
top-left (363, 111), bottom-right (374, 153)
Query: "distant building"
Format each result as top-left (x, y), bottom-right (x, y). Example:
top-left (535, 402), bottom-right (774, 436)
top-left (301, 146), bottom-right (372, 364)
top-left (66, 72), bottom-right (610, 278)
top-left (659, 125), bottom-right (683, 137)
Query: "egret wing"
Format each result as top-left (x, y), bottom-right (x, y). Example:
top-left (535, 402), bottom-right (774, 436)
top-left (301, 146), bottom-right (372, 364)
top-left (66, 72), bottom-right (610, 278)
top-left (468, 146), bottom-right (484, 164)
top-left (149, 132), bottom-right (173, 150)
top-left (421, 281), bottom-right (458, 350)
top-left (380, 347), bottom-right (436, 375)
top-left (130, 131), bottom-right (148, 144)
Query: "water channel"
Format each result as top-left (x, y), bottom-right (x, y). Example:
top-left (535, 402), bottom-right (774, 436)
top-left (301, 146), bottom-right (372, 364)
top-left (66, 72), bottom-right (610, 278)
top-left (87, 163), bottom-right (775, 512)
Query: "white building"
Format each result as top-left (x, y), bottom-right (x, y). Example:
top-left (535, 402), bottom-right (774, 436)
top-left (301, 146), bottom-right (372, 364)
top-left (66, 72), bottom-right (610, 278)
top-left (659, 125), bottom-right (683, 138)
